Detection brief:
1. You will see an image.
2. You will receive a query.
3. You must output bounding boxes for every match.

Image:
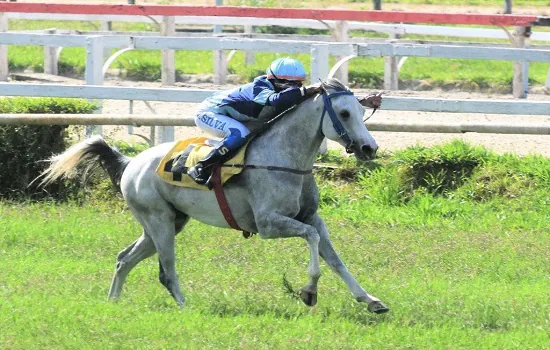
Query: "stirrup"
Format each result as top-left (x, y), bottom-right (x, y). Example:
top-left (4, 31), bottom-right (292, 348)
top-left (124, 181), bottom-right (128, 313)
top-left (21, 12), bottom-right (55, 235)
top-left (187, 163), bottom-right (213, 185)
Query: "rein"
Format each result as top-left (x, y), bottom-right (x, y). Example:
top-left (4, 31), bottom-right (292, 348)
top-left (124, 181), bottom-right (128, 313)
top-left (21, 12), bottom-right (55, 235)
top-left (211, 89), bottom-right (349, 236)
top-left (231, 103), bottom-right (315, 175)
top-left (228, 88), bottom-right (356, 175)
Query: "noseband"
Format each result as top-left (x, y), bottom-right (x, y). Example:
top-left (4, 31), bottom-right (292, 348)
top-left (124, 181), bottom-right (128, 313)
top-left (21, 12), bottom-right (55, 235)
top-left (320, 90), bottom-right (356, 153)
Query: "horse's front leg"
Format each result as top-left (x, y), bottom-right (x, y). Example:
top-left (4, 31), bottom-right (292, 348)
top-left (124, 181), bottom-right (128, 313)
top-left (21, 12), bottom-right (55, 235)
top-left (306, 213), bottom-right (389, 314)
top-left (257, 212), bottom-right (321, 306)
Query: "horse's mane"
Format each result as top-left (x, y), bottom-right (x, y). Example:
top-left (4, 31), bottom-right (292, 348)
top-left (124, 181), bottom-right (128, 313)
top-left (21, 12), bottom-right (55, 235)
top-left (320, 78), bottom-right (349, 92)
top-left (249, 78), bottom-right (349, 141)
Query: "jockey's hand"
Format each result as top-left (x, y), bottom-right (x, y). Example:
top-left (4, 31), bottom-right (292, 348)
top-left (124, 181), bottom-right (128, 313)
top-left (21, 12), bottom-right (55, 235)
top-left (358, 92), bottom-right (383, 109)
top-left (304, 85), bottom-right (322, 96)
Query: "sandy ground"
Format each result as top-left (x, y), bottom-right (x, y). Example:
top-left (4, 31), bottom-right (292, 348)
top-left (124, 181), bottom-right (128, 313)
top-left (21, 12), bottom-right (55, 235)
top-left (90, 79), bottom-right (550, 157)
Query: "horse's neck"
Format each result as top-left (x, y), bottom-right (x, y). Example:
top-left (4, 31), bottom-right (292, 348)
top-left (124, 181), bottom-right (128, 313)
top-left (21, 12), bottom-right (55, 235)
top-left (249, 98), bottom-right (324, 168)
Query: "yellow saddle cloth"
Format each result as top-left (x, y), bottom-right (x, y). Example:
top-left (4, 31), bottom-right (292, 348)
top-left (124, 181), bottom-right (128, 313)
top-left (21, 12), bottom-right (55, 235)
top-left (155, 136), bottom-right (248, 190)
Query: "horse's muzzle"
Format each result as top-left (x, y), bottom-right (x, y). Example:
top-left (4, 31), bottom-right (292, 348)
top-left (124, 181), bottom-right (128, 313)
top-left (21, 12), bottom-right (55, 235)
top-left (355, 144), bottom-right (378, 160)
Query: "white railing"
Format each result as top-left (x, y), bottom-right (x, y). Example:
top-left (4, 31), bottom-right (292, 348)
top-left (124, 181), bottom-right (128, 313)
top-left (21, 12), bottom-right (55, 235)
top-left (3, 82), bottom-right (550, 115)
top-left (1, 33), bottom-right (549, 141)
top-left (6, 13), bottom-right (550, 42)
top-left (2, 113), bottom-right (550, 136)
top-left (2, 12), bottom-right (548, 94)
top-left (1, 33), bottom-right (548, 92)
top-left (2, 83), bottom-right (550, 116)
top-left (1, 82), bottom-right (549, 144)
top-left (2, 5), bottom-right (548, 90)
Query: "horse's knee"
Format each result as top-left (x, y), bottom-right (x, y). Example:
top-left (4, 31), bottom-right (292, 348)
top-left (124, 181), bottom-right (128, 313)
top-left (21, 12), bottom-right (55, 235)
top-left (117, 242), bottom-right (136, 261)
top-left (115, 260), bottom-right (131, 275)
top-left (306, 230), bottom-right (320, 245)
top-left (116, 250), bottom-right (128, 261)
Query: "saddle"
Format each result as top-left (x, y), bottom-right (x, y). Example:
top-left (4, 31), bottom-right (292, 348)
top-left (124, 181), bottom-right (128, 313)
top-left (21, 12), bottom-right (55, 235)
top-left (156, 137), bottom-right (248, 190)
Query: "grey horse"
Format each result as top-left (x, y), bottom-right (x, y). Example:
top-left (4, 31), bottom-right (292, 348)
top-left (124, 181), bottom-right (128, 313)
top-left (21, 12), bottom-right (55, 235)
top-left (39, 79), bottom-right (389, 314)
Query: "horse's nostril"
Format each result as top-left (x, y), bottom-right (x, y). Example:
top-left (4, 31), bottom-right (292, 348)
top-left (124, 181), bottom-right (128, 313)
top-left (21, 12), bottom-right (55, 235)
top-left (361, 144), bottom-right (377, 156)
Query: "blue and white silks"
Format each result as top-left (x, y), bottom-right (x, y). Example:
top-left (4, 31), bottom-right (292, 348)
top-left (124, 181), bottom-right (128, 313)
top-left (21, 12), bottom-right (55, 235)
top-left (195, 75), bottom-right (308, 151)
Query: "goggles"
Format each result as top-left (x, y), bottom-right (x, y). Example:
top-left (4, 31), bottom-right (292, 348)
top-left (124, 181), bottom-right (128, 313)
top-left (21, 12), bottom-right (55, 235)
top-left (273, 79), bottom-right (303, 90)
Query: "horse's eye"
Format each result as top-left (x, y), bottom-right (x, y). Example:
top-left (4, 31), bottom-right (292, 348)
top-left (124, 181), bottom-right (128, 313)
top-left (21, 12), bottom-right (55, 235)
top-left (340, 110), bottom-right (350, 120)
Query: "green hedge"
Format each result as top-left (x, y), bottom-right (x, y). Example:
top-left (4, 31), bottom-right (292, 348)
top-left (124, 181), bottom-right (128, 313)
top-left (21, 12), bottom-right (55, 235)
top-left (0, 98), bottom-right (98, 200)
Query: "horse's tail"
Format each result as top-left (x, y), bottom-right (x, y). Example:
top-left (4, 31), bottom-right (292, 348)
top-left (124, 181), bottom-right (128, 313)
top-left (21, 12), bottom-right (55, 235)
top-left (37, 135), bottom-right (131, 192)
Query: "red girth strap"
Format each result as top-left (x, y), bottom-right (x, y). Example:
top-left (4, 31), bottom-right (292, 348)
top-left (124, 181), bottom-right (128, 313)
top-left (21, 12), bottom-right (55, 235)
top-left (211, 166), bottom-right (252, 238)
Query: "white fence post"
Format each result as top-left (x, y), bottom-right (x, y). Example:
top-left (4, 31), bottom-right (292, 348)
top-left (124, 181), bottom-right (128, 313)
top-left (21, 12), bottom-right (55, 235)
top-left (333, 20), bottom-right (349, 86)
top-left (513, 26), bottom-right (529, 99)
top-left (157, 122), bottom-right (174, 144)
top-left (159, 16), bottom-right (176, 143)
top-left (0, 13), bottom-right (8, 82)
top-left (43, 29), bottom-right (58, 76)
top-left (244, 25), bottom-right (255, 66)
top-left (214, 49), bottom-right (227, 84)
top-left (100, 21), bottom-right (112, 61)
top-left (213, 0), bottom-right (227, 85)
top-left (311, 44), bottom-right (330, 154)
top-left (311, 44), bottom-right (329, 83)
top-left (384, 33), bottom-right (399, 90)
top-left (85, 36), bottom-right (105, 136)
top-left (161, 16), bottom-right (176, 86)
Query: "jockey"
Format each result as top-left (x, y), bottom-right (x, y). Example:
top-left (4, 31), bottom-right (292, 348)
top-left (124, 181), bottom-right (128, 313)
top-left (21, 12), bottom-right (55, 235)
top-left (182, 57), bottom-right (322, 185)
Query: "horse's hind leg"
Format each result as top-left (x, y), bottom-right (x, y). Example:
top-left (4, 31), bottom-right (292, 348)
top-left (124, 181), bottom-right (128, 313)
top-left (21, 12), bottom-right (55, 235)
top-left (158, 214), bottom-right (190, 298)
top-left (129, 203), bottom-right (185, 306)
top-left (108, 232), bottom-right (156, 300)
top-left (307, 213), bottom-right (389, 314)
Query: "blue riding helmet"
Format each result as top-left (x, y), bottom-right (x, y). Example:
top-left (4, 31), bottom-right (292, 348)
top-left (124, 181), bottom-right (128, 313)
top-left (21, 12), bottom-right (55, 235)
top-left (266, 57), bottom-right (306, 81)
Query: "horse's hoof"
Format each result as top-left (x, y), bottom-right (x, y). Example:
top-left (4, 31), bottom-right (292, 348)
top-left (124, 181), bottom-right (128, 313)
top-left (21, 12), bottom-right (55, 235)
top-left (300, 290), bottom-right (318, 307)
top-left (368, 300), bottom-right (389, 314)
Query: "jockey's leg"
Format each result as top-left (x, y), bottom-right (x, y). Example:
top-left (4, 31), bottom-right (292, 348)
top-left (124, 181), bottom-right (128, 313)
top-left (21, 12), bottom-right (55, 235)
top-left (187, 111), bottom-right (250, 185)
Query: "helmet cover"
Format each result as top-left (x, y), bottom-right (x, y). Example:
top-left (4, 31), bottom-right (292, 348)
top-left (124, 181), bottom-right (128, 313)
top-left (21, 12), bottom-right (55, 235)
top-left (266, 57), bottom-right (306, 81)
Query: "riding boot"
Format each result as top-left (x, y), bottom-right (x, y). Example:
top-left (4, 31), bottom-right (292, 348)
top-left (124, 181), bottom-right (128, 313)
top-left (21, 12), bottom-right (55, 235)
top-left (187, 145), bottom-right (230, 185)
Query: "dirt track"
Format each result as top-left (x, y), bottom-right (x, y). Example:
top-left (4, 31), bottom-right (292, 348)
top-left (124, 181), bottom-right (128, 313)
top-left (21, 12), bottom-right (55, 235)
top-left (97, 80), bottom-right (550, 157)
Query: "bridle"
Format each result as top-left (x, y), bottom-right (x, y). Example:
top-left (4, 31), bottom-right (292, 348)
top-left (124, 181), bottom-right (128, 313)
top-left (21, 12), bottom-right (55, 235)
top-left (220, 87), bottom-right (359, 175)
top-left (319, 89), bottom-right (356, 154)
top-left (212, 86), bottom-right (366, 237)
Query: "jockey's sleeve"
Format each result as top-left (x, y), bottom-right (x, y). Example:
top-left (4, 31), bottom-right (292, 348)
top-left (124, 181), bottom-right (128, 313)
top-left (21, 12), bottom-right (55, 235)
top-left (264, 87), bottom-right (307, 111)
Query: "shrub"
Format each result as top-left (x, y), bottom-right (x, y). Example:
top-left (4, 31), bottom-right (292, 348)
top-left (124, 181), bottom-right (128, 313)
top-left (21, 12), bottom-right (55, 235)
top-left (392, 140), bottom-right (493, 198)
top-left (118, 57), bottom-right (162, 81)
top-left (0, 97), bottom-right (98, 200)
top-left (112, 140), bottom-right (150, 157)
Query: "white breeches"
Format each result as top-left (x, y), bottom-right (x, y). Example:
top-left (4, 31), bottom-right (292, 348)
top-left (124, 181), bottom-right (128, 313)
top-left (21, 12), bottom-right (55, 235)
top-left (195, 110), bottom-right (250, 140)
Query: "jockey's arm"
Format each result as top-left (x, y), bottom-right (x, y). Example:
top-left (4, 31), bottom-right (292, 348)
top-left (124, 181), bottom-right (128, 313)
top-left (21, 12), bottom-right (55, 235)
top-left (266, 87), bottom-right (305, 109)
top-left (259, 86), bottom-right (316, 114)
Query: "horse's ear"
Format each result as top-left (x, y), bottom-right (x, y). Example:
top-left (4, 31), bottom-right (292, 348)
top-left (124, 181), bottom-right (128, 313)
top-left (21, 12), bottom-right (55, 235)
top-left (357, 94), bottom-right (370, 107)
top-left (357, 92), bottom-right (383, 109)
